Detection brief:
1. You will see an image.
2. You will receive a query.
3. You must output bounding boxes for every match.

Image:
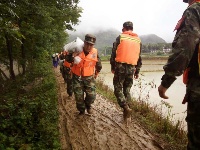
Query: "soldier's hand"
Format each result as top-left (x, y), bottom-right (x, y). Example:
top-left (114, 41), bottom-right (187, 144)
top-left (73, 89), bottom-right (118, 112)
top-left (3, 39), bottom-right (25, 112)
top-left (158, 85), bottom-right (169, 99)
top-left (134, 74), bottom-right (139, 79)
top-left (94, 71), bottom-right (99, 79)
top-left (111, 70), bottom-right (115, 74)
top-left (94, 74), bottom-right (98, 79)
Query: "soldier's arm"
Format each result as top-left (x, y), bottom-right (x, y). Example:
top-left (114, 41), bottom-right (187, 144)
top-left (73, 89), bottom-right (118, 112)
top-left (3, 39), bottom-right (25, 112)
top-left (95, 54), bottom-right (102, 73)
top-left (110, 36), bottom-right (120, 71)
top-left (135, 43), bottom-right (142, 75)
top-left (161, 6), bottom-right (200, 88)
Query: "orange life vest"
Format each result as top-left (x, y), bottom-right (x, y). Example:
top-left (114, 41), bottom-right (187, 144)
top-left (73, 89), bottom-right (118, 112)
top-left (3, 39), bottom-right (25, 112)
top-left (63, 60), bottom-right (71, 68)
top-left (63, 52), bottom-right (71, 68)
top-left (72, 48), bottom-right (98, 76)
top-left (115, 31), bottom-right (141, 65)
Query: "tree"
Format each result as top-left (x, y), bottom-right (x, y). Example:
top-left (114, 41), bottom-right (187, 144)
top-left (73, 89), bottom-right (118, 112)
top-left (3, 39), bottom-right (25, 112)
top-left (0, 0), bottom-right (82, 80)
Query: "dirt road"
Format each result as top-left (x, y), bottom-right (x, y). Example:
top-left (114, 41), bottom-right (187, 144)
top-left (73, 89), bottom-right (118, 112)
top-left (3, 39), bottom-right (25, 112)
top-left (55, 68), bottom-right (163, 150)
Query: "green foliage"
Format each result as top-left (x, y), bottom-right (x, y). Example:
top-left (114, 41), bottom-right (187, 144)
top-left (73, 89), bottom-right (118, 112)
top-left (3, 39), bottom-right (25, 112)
top-left (142, 43), bottom-right (172, 53)
top-left (0, 60), bottom-right (60, 149)
top-left (157, 51), bottom-right (165, 55)
top-left (100, 55), bottom-right (110, 61)
top-left (0, 0), bottom-right (82, 146)
top-left (0, 0), bottom-right (82, 79)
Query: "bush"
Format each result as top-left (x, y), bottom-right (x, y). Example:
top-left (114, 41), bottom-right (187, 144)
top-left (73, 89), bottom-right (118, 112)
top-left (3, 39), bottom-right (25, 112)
top-left (0, 60), bottom-right (60, 149)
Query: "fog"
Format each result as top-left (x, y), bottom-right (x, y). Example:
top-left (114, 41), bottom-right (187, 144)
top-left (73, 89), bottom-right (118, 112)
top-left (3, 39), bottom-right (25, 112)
top-left (69, 0), bottom-right (188, 43)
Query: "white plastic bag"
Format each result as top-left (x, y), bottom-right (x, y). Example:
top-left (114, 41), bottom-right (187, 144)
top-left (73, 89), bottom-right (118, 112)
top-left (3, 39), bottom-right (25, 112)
top-left (75, 37), bottom-right (84, 53)
top-left (74, 56), bottom-right (82, 64)
top-left (63, 37), bottom-right (84, 53)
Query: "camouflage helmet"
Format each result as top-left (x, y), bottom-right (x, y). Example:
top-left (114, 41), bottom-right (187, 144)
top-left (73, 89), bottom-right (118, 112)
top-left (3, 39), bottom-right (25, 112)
top-left (84, 34), bottom-right (96, 45)
top-left (123, 21), bottom-right (133, 28)
top-left (183, 0), bottom-right (188, 2)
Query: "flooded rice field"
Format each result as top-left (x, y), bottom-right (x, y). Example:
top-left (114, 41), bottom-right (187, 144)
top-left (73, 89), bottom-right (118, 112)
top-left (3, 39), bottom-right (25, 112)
top-left (99, 61), bottom-right (187, 129)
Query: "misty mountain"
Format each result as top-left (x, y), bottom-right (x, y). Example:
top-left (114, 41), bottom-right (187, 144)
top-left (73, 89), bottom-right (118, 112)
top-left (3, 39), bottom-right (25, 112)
top-left (139, 34), bottom-right (166, 44)
top-left (67, 28), bottom-right (167, 52)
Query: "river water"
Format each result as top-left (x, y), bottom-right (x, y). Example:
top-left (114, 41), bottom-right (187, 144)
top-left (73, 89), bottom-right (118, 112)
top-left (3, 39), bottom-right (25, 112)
top-left (99, 61), bottom-right (187, 129)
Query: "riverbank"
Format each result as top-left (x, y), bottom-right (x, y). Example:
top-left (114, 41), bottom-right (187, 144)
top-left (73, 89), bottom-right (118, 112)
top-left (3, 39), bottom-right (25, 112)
top-left (96, 60), bottom-right (187, 149)
top-left (101, 55), bottom-right (169, 61)
top-left (99, 61), bottom-right (187, 127)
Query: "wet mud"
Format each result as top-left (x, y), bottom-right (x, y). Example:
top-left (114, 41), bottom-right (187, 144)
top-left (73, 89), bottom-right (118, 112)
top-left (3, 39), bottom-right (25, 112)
top-left (55, 68), bottom-right (163, 150)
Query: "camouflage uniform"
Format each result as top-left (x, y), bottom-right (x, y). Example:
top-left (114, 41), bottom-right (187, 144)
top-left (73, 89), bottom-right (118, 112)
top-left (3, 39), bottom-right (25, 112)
top-left (71, 54), bottom-right (102, 113)
top-left (63, 64), bottom-right (73, 97)
top-left (66, 34), bottom-right (102, 114)
top-left (72, 74), bottom-right (96, 112)
top-left (59, 52), bottom-right (65, 77)
top-left (160, 2), bottom-right (200, 149)
top-left (110, 28), bottom-right (142, 108)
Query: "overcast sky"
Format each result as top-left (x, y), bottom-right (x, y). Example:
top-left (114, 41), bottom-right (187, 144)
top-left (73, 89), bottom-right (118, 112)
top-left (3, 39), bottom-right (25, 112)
top-left (70, 0), bottom-right (188, 43)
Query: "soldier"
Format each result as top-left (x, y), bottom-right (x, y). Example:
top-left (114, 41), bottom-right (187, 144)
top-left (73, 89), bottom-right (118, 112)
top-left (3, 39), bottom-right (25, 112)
top-left (110, 21), bottom-right (142, 121)
top-left (158, 0), bottom-right (200, 149)
top-left (66, 34), bottom-right (102, 115)
top-left (52, 53), bottom-right (58, 68)
top-left (59, 50), bottom-right (65, 77)
top-left (63, 52), bottom-right (73, 99)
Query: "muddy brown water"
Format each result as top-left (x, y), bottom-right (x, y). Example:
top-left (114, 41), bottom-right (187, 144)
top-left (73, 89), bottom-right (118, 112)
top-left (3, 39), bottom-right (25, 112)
top-left (99, 61), bottom-right (187, 130)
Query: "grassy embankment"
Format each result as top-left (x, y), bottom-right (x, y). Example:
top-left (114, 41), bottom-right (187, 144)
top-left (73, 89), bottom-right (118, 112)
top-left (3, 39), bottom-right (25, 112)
top-left (0, 61), bottom-right (61, 149)
top-left (96, 55), bottom-right (187, 150)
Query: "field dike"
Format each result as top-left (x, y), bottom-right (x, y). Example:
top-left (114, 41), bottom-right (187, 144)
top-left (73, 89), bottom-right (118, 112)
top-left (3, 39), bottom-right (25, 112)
top-left (55, 67), bottom-right (164, 150)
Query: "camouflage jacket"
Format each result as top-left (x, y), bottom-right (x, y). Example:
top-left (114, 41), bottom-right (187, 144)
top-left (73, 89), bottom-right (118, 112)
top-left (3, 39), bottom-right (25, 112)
top-left (161, 2), bottom-right (200, 88)
top-left (110, 34), bottom-right (142, 75)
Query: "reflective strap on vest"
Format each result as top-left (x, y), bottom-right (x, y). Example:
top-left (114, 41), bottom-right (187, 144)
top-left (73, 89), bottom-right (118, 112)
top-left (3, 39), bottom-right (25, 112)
top-left (120, 35), bottom-right (141, 43)
top-left (116, 34), bottom-right (140, 65)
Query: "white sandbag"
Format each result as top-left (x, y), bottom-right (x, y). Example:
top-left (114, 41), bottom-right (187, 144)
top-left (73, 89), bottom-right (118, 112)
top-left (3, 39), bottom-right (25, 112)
top-left (75, 37), bottom-right (84, 53)
top-left (63, 37), bottom-right (84, 53)
top-left (74, 56), bottom-right (82, 64)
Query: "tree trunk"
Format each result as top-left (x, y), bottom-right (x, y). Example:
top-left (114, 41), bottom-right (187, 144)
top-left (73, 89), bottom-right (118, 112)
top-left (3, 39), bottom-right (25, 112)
top-left (0, 68), bottom-right (9, 80)
top-left (5, 33), bottom-right (15, 80)
top-left (21, 38), bottom-right (26, 75)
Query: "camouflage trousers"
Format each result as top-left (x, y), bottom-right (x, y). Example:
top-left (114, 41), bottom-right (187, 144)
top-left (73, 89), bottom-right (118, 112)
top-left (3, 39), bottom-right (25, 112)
top-left (185, 77), bottom-right (200, 149)
top-left (63, 67), bottom-right (73, 96)
top-left (72, 74), bottom-right (96, 112)
top-left (113, 63), bottom-right (135, 108)
top-left (60, 64), bottom-right (64, 78)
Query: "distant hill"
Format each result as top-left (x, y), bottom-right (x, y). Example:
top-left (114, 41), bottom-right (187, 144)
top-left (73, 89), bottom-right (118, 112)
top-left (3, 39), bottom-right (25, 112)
top-left (140, 34), bottom-right (166, 44)
top-left (67, 28), bottom-right (167, 53)
top-left (67, 28), bottom-right (120, 51)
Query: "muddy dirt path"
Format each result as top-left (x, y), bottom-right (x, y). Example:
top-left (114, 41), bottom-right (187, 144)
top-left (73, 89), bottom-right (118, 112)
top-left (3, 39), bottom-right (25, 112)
top-left (55, 68), bottom-right (164, 150)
